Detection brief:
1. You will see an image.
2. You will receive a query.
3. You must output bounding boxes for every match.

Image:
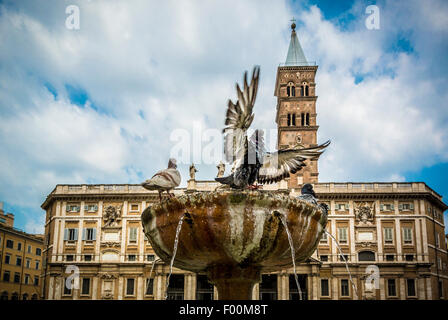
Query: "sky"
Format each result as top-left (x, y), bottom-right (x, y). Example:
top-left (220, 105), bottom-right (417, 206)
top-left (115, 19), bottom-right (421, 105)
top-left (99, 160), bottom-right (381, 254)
top-left (0, 0), bottom-right (447, 234)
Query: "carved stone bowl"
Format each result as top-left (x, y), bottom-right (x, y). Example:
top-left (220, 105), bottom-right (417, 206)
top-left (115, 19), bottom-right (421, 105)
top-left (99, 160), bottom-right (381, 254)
top-left (141, 190), bottom-right (327, 300)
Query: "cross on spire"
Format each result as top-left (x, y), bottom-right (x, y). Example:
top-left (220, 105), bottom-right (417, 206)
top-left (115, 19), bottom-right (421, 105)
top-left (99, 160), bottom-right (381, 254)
top-left (290, 17), bottom-right (296, 31)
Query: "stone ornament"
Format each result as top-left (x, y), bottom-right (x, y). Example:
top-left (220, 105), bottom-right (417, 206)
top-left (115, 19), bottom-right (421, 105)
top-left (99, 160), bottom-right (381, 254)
top-left (103, 205), bottom-right (122, 227)
top-left (355, 202), bottom-right (375, 223)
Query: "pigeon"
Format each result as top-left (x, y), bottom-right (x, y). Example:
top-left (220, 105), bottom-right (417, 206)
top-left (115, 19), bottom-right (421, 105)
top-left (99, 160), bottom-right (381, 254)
top-left (215, 66), bottom-right (330, 189)
top-left (141, 158), bottom-right (181, 202)
top-left (297, 183), bottom-right (318, 205)
top-left (297, 183), bottom-right (329, 215)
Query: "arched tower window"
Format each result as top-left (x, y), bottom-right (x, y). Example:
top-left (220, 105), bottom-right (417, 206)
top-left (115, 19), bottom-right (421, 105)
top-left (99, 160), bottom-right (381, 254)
top-left (292, 114), bottom-right (296, 126)
top-left (301, 113), bottom-right (305, 126)
top-left (286, 82), bottom-right (295, 97)
top-left (287, 113), bottom-right (291, 126)
top-left (306, 113), bottom-right (310, 126)
top-left (301, 82), bottom-right (309, 97)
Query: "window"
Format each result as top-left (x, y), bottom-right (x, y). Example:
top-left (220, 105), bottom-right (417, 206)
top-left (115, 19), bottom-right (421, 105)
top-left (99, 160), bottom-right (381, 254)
top-left (380, 203), bottom-right (394, 211)
top-left (82, 228), bottom-right (96, 241)
top-left (63, 278), bottom-right (72, 295)
top-left (301, 112), bottom-right (305, 126)
top-left (321, 279), bottom-right (329, 297)
top-left (340, 279), bottom-right (349, 297)
top-left (384, 227), bottom-right (394, 244)
top-left (64, 228), bottom-right (78, 241)
top-left (36, 248), bottom-right (42, 256)
top-left (402, 227), bottom-right (413, 244)
top-left (287, 113), bottom-right (291, 126)
top-left (320, 255), bottom-right (328, 262)
top-left (339, 254), bottom-right (349, 262)
top-left (31, 294), bottom-right (38, 300)
top-left (129, 227), bottom-right (138, 243)
top-left (84, 255), bottom-right (92, 262)
top-left (11, 292), bottom-right (18, 300)
top-left (385, 254), bottom-right (395, 261)
top-left (17, 242), bottom-right (22, 251)
top-left (66, 255), bottom-right (74, 262)
top-left (407, 279), bottom-right (416, 297)
top-left (286, 82), bottom-right (295, 97)
top-left (130, 204), bottom-right (139, 212)
top-left (84, 204), bottom-right (98, 212)
top-left (6, 239), bottom-right (13, 248)
top-left (405, 255), bottom-right (414, 262)
top-left (24, 274), bottom-right (30, 285)
top-left (358, 251), bottom-right (375, 262)
top-left (438, 281), bottom-right (443, 299)
top-left (22, 294), bottom-right (28, 300)
top-left (26, 259), bottom-right (31, 268)
top-left (14, 273), bottom-right (20, 283)
top-left (435, 233), bottom-right (440, 248)
top-left (320, 232), bottom-right (328, 243)
top-left (66, 204), bottom-right (80, 212)
top-left (387, 279), bottom-right (397, 297)
top-left (4, 254), bottom-right (10, 264)
top-left (3, 271), bottom-right (10, 282)
top-left (34, 276), bottom-right (39, 286)
top-left (305, 113), bottom-right (310, 126)
top-left (27, 245), bottom-right (32, 254)
top-left (147, 254), bottom-right (155, 262)
top-left (1, 291), bottom-right (8, 300)
top-left (35, 261), bottom-right (40, 270)
top-left (126, 278), bottom-right (135, 295)
top-left (259, 274), bottom-right (277, 301)
top-left (128, 254), bottom-right (136, 261)
top-left (336, 203), bottom-right (349, 211)
top-left (81, 278), bottom-right (90, 295)
top-left (399, 203), bottom-right (414, 211)
top-left (145, 278), bottom-right (154, 295)
top-left (16, 256), bottom-right (22, 266)
top-left (338, 227), bottom-right (348, 244)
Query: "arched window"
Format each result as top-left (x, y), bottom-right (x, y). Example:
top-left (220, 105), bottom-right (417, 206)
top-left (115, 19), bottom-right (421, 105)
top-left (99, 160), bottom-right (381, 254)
top-left (287, 113), bottom-right (291, 126)
top-left (11, 292), bottom-right (19, 300)
top-left (0, 291), bottom-right (8, 300)
top-left (306, 113), bottom-right (310, 126)
top-left (292, 114), bottom-right (296, 126)
top-left (301, 82), bottom-right (309, 97)
top-left (22, 293), bottom-right (28, 300)
top-left (286, 82), bottom-right (295, 97)
top-left (358, 251), bottom-right (376, 261)
top-left (301, 113), bottom-right (305, 126)
top-left (31, 293), bottom-right (38, 300)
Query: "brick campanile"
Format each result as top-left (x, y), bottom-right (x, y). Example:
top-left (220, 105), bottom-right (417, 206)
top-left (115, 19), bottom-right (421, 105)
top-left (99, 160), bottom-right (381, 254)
top-left (274, 21), bottom-right (319, 188)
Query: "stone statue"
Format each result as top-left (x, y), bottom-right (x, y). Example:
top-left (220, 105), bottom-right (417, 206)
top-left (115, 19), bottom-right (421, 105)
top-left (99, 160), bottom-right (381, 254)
top-left (189, 163), bottom-right (198, 180)
top-left (103, 205), bottom-right (122, 227)
top-left (216, 161), bottom-right (225, 178)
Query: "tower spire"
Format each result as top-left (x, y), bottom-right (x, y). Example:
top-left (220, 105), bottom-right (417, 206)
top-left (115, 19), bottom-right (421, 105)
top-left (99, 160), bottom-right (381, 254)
top-left (285, 20), bottom-right (308, 66)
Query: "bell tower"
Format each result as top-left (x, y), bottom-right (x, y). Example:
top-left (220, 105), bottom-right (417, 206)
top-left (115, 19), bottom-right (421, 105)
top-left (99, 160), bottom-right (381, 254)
top-left (274, 21), bottom-right (319, 188)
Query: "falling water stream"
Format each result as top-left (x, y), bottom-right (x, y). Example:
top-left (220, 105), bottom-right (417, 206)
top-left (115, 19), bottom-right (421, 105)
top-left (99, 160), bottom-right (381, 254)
top-left (164, 215), bottom-right (186, 300)
top-left (324, 230), bottom-right (359, 297)
top-left (278, 213), bottom-right (303, 300)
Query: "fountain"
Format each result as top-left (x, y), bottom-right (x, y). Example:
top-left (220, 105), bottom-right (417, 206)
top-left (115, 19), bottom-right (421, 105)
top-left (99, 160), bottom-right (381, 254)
top-left (141, 190), bottom-right (328, 300)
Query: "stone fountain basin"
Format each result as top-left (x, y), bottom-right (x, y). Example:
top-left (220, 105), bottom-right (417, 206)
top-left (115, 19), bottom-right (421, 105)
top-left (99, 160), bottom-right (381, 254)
top-left (141, 190), bottom-right (327, 274)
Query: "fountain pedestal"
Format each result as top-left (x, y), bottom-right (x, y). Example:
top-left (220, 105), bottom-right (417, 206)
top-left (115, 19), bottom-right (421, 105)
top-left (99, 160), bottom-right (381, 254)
top-left (141, 190), bottom-right (327, 300)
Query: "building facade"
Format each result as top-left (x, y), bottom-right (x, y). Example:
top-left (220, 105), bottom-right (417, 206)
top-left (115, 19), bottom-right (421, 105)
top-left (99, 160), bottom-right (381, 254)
top-left (39, 23), bottom-right (448, 300)
top-left (0, 206), bottom-right (44, 300)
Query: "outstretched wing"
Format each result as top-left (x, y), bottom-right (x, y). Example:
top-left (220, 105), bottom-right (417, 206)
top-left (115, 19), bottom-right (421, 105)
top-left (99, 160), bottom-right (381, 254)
top-left (257, 140), bottom-right (331, 184)
top-left (223, 66), bottom-right (260, 171)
